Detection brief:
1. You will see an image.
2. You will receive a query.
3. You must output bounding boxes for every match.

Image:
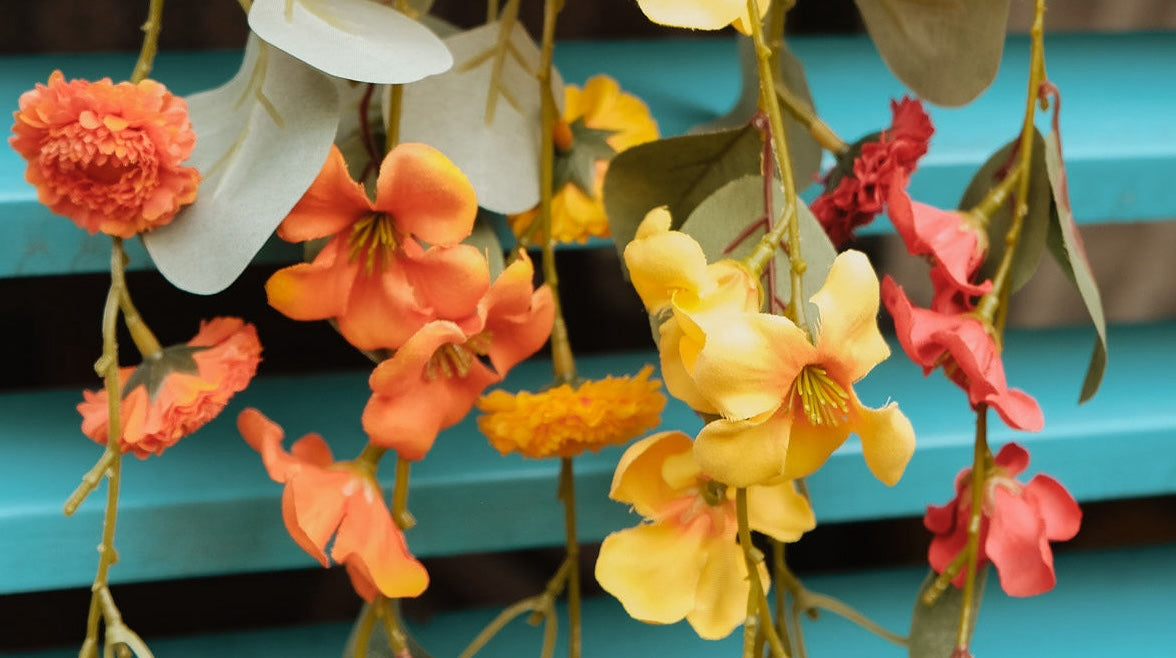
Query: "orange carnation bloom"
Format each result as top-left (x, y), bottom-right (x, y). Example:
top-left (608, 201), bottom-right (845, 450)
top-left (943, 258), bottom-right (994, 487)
top-left (477, 365), bottom-right (666, 459)
top-left (10, 71), bottom-right (200, 237)
top-left (78, 317), bottom-right (261, 458)
top-left (362, 253), bottom-right (554, 460)
top-left (266, 144), bottom-right (488, 352)
top-left (238, 408), bottom-right (429, 601)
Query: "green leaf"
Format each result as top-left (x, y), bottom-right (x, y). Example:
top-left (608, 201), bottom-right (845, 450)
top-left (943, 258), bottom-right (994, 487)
top-left (692, 36), bottom-right (822, 191)
top-left (908, 568), bottom-right (987, 658)
top-left (249, 0), bottom-right (452, 84)
top-left (553, 119), bottom-right (617, 196)
top-left (123, 345), bottom-right (206, 401)
top-left (855, 0), bottom-right (1012, 107)
top-left (144, 37), bottom-right (341, 295)
top-left (1044, 131), bottom-right (1107, 402)
top-left (603, 124), bottom-right (762, 266)
top-left (397, 20), bottom-right (563, 214)
top-left (467, 213), bottom-right (506, 282)
top-left (679, 176), bottom-right (835, 334)
top-left (959, 131), bottom-right (1051, 294)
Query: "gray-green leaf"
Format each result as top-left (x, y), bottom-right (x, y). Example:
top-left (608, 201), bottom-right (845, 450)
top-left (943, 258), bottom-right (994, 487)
top-left (909, 567), bottom-right (987, 658)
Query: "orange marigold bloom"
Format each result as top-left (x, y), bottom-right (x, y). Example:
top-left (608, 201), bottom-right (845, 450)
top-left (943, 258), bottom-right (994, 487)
top-left (78, 317), bottom-right (261, 458)
top-left (238, 409), bottom-right (429, 601)
top-left (508, 75), bottom-right (658, 244)
top-left (10, 71), bottom-right (200, 238)
top-left (477, 365), bottom-right (666, 459)
top-left (266, 143), bottom-right (487, 352)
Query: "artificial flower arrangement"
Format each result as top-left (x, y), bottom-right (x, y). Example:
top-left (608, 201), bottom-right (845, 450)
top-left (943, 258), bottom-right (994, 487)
top-left (8, 0), bottom-right (1108, 656)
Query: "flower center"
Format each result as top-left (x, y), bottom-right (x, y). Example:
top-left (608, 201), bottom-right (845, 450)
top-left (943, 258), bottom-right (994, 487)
top-left (43, 123), bottom-right (158, 208)
top-left (347, 213), bottom-right (399, 274)
top-left (424, 332), bottom-right (493, 381)
top-left (700, 479), bottom-right (728, 507)
top-left (790, 364), bottom-right (850, 427)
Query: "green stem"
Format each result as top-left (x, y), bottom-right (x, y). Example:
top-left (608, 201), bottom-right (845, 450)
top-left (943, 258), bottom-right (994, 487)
top-left (376, 597), bottom-right (411, 656)
top-left (559, 458), bottom-right (581, 658)
top-left (798, 591), bottom-right (908, 647)
top-left (736, 488), bottom-right (788, 658)
top-left (771, 540), bottom-right (794, 653)
top-left (744, 0), bottom-right (805, 330)
top-left (955, 405), bottom-right (990, 652)
top-left (353, 602), bottom-right (379, 658)
top-left (390, 455), bottom-right (415, 530)
top-left (460, 559), bottom-right (570, 658)
top-left (129, 0), bottom-right (165, 84)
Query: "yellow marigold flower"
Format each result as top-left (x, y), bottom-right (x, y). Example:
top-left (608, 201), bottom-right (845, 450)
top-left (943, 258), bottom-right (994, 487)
top-left (508, 75), bottom-right (658, 244)
top-left (476, 365), bottom-right (666, 459)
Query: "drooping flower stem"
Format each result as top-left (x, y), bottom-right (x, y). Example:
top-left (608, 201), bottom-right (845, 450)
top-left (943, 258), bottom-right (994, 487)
top-left (771, 540), bottom-right (793, 650)
top-left (559, 458), bottom-right (582, 658)
top-left (736, 488), bottom-right (788, 658)
top-left (744, 0), bottom-right (806, 330)
top-left (460, 559), bottom-right (569, 658)
top-left (955, 404), bottom-right (991, 653)
top-left (129, 0), bottom-right (165, 84)
top-left (391, 456), bottom-right (416, 530)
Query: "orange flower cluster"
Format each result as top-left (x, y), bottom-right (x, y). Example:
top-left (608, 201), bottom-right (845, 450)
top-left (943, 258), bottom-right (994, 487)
top-left (10, 71), bottom-right (200, 237)
top-left (79, 317), bottom-right (261, 458)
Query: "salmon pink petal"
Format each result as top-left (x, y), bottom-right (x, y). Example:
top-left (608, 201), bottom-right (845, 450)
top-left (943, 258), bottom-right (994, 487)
top-left (694, 415), bottom-right (792, 488)
top-left (375, 143), bottom-right (476, 247)
top-left (336, 261), bottom-right (433, 351)
top-left (993, 442), bottom-right (1030, 476)
top-left (277, 145), bottom-right (373, 242)
top-left (282, 471), bottom-right (349, 567)
top-left (368, 322), bottom-right (466, 395)
top-left (595, 524), bottom-right (707, 625)
top-left (924, 497), bottom-right (960, 535)
top-left (887, 184), bottom-right (988, 297)
top-left (331, 494), bottom-right (429, 599)
top-left (265, 239), bottom-right (351, 322)
top-left (483, 286), bottom-right (554, 378)
top-left (986, 486), bottom-right (1056, 597)
top-left (609, 431), bottom-right (695, 517)
top-left (239, 408), bottom-right (302, 481)
top-left (1023, 474), bottom-right (1082, 541)
top-left (400, 242), bottom-right (490, 321)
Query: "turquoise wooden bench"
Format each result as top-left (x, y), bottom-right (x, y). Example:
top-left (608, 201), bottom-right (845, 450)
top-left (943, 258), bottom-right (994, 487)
top-left (3, 32), bottom-right (1175, 656)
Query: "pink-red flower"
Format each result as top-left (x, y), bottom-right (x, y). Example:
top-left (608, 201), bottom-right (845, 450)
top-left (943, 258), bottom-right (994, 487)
top-left (265, 143), bottom-right (487, 351)
top-left (238, 408), bottom-right (429, 601)
top-left (925, 442), bottom-right (1081, 597)
top-left (881, 277), bottom-right (1043, 432)
top-left (78, 317), bottom-right (261, 458)
top-left (812, 97), bottom-right (933, 246)
top-left (10, 71), bottom-right (200, 237)
top-left (362, 253), bottom-right (554, 460)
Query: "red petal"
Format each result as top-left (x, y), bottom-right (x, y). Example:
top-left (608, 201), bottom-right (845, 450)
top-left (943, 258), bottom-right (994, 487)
top-left (986, 486), bottom-right (1056, 597)
top-left (1023, 474), bottom-right (1082, 541)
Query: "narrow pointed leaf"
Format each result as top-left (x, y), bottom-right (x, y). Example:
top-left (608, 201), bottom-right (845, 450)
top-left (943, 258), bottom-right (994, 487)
top-left (1044, 130), bottom-right (1107, 402)
top-left (959, 131), bottom-right (1051, 294)
top-left (909, 568), bottom-right (987, 658)
top-left (855, 0), bottom-right (1011, 107)
top-left (249, 0), bottom-right (452, 84)
top-left (144, 38), bottom-right (340, 294)
top-left (396, 21), bottom-right (563, 214)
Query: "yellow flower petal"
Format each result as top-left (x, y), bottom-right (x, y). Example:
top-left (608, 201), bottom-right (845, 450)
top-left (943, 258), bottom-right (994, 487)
top-left (810, 250), bottom-right (890, 383)
top-left (779, 416), bottom-right (850, 481)
top-left (595, 523), bottom-right (707, 625)
top-left (746, 480), bottom-right (817, 543)
top-left (685, 538), bottom-right (764, 640)
top-left (637, 0), bottom-right (764, 32)
top-left (657, 319), bottom-right (720, 415)
top-left (625, 208), bottom-right (714, 313)
top-left (694, 415), bottom-right (791, 488)
top-left (849, 397), bottom-right (916, 486)
top-left (610, 430), bottom-right (695, 517)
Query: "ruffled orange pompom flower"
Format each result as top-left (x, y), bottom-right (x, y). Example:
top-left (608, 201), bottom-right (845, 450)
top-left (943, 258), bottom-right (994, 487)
top-left (623, 208), bottom-right (761, 415)
top-left (265, 144), bottom-right (488, 351)
top-left (78, 317), bottom-right (261, 458)
top-left (477, 365), bottom-right (666, 459)
top-left (238, 409), bottom-right (429, 601)
top-left (363, 253), bottom-right (554, 460)
top-left (10, 71), bottom-right (200, 237)
top-left (596, 431), bottom-right (814, 640)
top-left (508, 75), bottom-right (658, 244)
top-left (690, 251), bottom-right (916, 488)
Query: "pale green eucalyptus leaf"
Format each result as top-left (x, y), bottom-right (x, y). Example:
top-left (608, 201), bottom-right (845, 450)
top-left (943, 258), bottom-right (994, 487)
top-left (908, 568), bottom-right (987, 658)
top-left (692, 36), bottom-right (821, 192)
top-left (1044, 130), bottom-right (1107, 402)
top-left (679, 176), bottom-right (835, 332)
top-left (249, 0), bottom-right (452, 84)
top-left (395, 20), bottom-right (563, 214)
top-left (855, 0), bottom-right (1011, 107)
top-left (467, 213), bottom-right (506, 281)
top-left (144, 37), bottom-right (340, 294)
top-left (604, 125), bottom-right (763, 268)
top-left (959, 131), bottom-right (1051, 294)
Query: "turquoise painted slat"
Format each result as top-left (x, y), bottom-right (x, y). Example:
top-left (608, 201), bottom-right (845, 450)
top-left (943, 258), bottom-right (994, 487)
top-left (1, 323), bottom-right (1169, 595)
top-left (2, 33), bottom-right (1174, 277)
top-left (11, 543), bottom-right (1176, 657)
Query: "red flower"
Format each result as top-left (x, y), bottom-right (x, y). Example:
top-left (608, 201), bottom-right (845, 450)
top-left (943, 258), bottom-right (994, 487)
top-left (79, 317), bottom-right (261, 458)
top-left (881, 277), bottom-right (1043, 432)
top-left (812, 97), bottom-right (933, 246)
top-left (265, 144), bottom-right (487, 351)
top-left (362, 253), bottom-right (554, 460)
top-left (10, 71), bottom-right (200, 237)
top-left (925, 442), bottom-right (1081, 597)
top-left (238, 408), bottom-right (429, 601)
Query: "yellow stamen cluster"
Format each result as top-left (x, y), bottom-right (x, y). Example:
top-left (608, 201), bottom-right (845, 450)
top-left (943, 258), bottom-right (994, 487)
top-left (424, 333), bottom-right (493, 381)
top-left (347, 213), bottom-right (399, 274)
top-left (790, 365), bottom-right (850, 427)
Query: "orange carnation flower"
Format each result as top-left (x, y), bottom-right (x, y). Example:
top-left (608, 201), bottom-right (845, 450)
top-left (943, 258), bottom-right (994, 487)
top-left (78, 317), bottom-right (262, 458)
top-left (10, 71), bottom-right (200, 238)
top-left (238, 409), bottom-right (429, 601)
top-left (477, 365), bottom-right (666, 459)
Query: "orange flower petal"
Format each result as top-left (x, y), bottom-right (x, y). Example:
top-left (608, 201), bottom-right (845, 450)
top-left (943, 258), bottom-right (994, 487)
top-left (277, 145), bottom-right (373, 243)
top-left (400, 242), bottom-right (490, 321)
top-left (265, 239), bottom-right (352, 321)
top-left (282, 471), bottom-right (349, 567)
top-left (335, 260), bottom-right (433, 351)
top-left (374, 143), bottom-right (477, 247)
top-left (332, 493), bottom-right (429, 599)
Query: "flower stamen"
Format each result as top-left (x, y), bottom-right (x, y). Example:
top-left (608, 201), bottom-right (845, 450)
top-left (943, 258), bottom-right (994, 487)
top-left (347, 213), bottom-right (399, 274)
top-left (424, 332), bottom-right (493, 381)
top-left (790, 364), bottom-right (850, 426)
